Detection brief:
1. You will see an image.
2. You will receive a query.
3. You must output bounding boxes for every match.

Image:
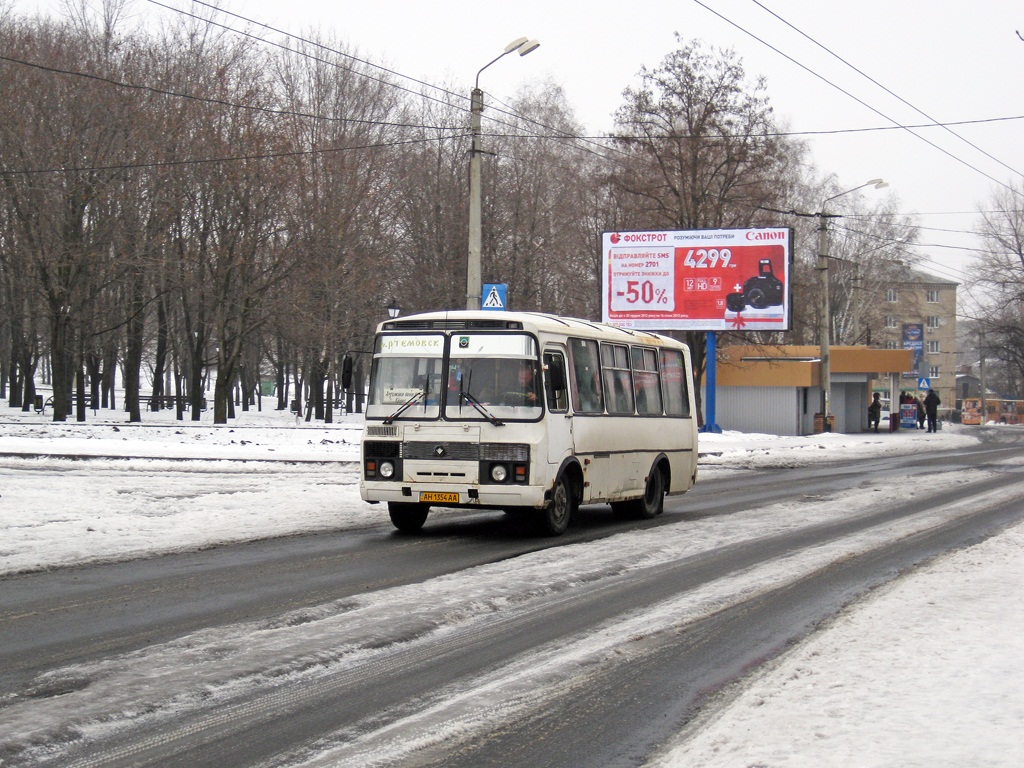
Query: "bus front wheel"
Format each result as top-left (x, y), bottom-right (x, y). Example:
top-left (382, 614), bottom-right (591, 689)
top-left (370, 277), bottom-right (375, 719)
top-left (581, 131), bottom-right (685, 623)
top-left (388, 502), bottom-right (429, 534)
top-left (538, 474), bottom-right (575, 536)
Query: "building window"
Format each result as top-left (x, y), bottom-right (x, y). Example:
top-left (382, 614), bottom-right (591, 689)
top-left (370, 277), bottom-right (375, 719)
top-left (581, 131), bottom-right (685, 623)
top-left (885, 316), bottom-right (898, 328)
top-left (886, 289), bottom-right (898, 302)
top-left (926, 316), bottom-right (941, 329)
top-left (927, 340), bottom-right (940, 354)
top-left (927, 289), bottom-right (940, 303)
top-left (884, 341), bottom-right (899, 350)
top-left (929, 365), bottom-right (940, 380)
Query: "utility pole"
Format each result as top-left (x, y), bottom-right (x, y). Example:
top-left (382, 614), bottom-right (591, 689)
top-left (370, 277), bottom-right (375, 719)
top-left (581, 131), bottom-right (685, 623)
top-left (817, 213), bottom-right (832, 426)
top-left (466, 86), bottom-right (484, 311)
top-left (979, 333), bottom-right (987, 424)
top-left (465, 37), bottom-right (539, 311)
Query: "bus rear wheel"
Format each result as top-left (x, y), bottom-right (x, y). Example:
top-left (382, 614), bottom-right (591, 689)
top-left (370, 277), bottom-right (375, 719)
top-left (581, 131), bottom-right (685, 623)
top-left (388, 502), bottom-right (429, 534)
top-left (612, 467), bottom-right (665, 520)
top-left (538, 474), bottom-right (575, 536)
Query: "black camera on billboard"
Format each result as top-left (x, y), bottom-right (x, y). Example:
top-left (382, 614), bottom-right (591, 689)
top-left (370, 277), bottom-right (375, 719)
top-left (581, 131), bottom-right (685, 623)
top-left (725, 259), bottom-right (784, 312)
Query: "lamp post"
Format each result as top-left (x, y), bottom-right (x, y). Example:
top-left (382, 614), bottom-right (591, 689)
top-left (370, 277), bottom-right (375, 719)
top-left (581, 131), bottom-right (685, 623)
top-left (466, 36), bottom-right (539, 311)
top-left (387, 297), bottom-right (402, 319)
top-left (817, 178), bottom-right (888, 430)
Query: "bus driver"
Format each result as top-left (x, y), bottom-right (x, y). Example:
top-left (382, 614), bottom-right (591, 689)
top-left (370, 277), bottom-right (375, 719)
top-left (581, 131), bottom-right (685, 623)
top-left (501, 361), bottom-right (539, 406)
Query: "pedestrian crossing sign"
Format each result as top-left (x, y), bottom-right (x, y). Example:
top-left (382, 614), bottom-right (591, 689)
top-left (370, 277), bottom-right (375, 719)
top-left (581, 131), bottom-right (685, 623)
top-left (482, 283), bottom-right (507, 311)
top-left (917, 377), bottom-right (930, 390)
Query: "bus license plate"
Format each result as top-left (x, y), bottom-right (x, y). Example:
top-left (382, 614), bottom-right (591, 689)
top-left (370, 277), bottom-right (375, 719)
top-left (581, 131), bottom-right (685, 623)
top-left (419, 492), bottom-right (459, 504)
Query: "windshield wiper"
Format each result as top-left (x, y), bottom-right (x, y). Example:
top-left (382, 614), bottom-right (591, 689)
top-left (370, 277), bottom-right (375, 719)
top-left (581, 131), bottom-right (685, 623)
top-left (459, 389), bottom-right (504, 427)
top-left (383, 386), bottom-right (428, 424)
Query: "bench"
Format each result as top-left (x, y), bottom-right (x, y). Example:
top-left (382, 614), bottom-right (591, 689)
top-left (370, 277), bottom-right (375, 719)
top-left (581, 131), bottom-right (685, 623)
top-left (141, 395), bottom-right (208, 411)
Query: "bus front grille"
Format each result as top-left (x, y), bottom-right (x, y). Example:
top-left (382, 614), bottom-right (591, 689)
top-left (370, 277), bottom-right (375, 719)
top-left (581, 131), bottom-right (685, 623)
top-left (403, 442), bottom-right (480, 461)
top-left (401, 442), bottom-right (530, 462)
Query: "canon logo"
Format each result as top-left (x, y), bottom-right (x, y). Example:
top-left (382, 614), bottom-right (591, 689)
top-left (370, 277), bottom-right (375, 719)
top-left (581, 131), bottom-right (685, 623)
top-left (745, 230), bottom-right (787, 241)
top-left (610, 232), bottom-right (667, 244)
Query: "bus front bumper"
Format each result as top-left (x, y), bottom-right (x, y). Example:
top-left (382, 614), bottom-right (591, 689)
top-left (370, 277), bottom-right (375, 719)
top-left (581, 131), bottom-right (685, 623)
top-left (360, 481), bottom-right (547, 509)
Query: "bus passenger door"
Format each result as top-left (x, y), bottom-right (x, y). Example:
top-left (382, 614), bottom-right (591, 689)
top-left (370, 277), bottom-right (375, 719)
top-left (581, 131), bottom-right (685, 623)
top-left (543, 348), bottom-right (574, 465)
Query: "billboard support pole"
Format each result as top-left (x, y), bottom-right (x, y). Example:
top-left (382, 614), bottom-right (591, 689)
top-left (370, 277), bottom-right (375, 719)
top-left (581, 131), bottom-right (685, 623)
top-left (700, 332), bottom-right (721, 434)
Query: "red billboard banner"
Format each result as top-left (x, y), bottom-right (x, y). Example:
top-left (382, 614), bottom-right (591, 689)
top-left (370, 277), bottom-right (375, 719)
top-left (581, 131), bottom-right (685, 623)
top-left (601, 228), bottom-right (793, 331)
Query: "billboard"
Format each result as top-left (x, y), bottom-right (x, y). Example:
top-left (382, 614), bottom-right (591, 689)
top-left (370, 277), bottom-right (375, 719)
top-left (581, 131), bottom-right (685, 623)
top-left (902, 323), bottom-right (924, 379)
top-left (601, 228), bottom-right (793, 331)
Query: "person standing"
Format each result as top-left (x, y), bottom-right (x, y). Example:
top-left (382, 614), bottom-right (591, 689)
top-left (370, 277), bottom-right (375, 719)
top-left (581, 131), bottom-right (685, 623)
top-left (924, 388), bottom-right (941, 433)
top-left (868, 392), bottom-right (882, 433)
top-left (916, 396), bottom-right (926, 429)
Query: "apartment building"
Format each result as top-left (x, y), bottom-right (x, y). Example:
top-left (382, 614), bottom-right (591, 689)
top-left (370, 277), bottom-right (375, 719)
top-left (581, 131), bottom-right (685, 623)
top-left (872, 266), bottom-right (958, 416)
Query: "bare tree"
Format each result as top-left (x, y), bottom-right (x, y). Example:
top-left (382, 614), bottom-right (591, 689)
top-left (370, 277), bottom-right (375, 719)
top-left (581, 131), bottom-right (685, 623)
top-left (0, 19), bottom-right (140, 421)
top-left (388, 87), bottom-right (468, 312)
top-left (964, 182), bottom-right (1024, 391)
top-left (485, 81), bottom-right (603, 316)
top-left (272, 36), bottom-right (405, 420)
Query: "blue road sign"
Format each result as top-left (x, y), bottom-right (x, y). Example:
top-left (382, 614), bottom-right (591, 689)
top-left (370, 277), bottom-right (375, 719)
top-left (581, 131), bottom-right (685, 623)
top-left (482, 283), bottom-right (507, 311)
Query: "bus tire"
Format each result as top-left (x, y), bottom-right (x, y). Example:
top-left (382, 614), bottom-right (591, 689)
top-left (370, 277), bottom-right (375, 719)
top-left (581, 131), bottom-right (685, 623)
top-left (612, 466), bottom-right (665, 520)
top-left (388, 502), bottom-right (429, 534)
top-left (538, 473), bottom-right (575, 536)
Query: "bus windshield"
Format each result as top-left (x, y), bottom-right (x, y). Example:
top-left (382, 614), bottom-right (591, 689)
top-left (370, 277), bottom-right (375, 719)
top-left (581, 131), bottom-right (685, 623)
top-left (367, 334), bottom-right (445, 421)
top-left (445, 333), bottom-right (542, 421)
top-left (366, 331), bottom-right (542, 422)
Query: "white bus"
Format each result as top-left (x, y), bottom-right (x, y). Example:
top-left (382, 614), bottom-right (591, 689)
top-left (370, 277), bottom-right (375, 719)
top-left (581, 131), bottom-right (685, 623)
top-left (360, 311), bottom-right (699, 535)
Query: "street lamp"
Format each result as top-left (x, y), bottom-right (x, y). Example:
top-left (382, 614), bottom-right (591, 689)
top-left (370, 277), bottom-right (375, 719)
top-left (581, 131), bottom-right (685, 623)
top-left (817, 178), bottom-right (888, 430)
top-left (466, 36), bottom-right (540, 311)
top-left (387, 297), bottom-right (402, 319)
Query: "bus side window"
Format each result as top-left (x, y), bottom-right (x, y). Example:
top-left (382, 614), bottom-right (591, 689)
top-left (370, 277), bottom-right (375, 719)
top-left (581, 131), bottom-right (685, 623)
top-left (602, 343), bottom-right (634, 414)
top-left (631, 346), bottom-right (663, 415)
top-left (660, 348), bottom-right (690, 416)
top-left (569, 338), bottom-right (602, 413)
top-left (543, 352), bottom-right (569, 412)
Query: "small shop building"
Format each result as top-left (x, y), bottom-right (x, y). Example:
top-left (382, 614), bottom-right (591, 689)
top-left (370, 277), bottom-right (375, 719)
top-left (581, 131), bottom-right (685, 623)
top-left (707, 345), bottom-right (914, 435)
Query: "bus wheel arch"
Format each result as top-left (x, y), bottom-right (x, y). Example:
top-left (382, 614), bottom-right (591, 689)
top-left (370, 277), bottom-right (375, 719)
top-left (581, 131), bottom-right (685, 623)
top-left (612, 456), bottom-right (669, 520)
top-left (538, 460), bottom-right (583, 536)
top-left (653, 455), bottom-right (671, 502)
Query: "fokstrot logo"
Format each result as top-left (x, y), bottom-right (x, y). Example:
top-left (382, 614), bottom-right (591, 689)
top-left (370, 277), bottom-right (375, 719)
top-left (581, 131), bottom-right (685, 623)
top-left (609, 232), bottom-right (667, 244)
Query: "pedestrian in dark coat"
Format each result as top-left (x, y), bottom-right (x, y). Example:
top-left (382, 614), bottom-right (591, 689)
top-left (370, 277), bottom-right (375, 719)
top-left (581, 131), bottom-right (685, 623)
top-left (868, 392), bottom-right (882, 432)
top-left (924, 389), bottom-right (941, 432)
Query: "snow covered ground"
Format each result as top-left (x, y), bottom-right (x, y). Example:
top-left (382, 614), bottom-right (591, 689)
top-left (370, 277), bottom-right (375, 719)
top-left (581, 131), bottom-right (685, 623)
top-left (1, 406), bottom-right (1022, 765)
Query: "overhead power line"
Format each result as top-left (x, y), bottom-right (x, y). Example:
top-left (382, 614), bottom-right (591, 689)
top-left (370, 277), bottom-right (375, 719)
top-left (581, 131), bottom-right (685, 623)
top-left (14, 0), bottom-right (1024, 180)
top-left (0, 54), bottom-right (462, 132)
top-left (146, 0), bottom-right (462, 111)
top-left (0, 136), bottom-right (462, 177)
top-left (747, 0), bottom-right (1024, 181)
top-left (151, 0), bottom-right (622, 162)
top-left (691, 0), bottom-right (1022, 198)
top-left (6, 0), bottom-right (1017, 270)
top-left (8, 45), bottom-right (1020, 146)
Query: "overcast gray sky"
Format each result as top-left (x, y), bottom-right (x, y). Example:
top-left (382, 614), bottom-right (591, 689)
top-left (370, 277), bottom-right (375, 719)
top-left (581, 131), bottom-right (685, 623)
top-left (9, 0), bottom-right (1024, 283)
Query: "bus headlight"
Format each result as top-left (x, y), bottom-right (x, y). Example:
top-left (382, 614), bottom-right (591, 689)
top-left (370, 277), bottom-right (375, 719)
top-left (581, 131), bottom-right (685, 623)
top-left (379, 460), bottom-right (396, 479)
top-left (490, 464), bottom-right (509, 483)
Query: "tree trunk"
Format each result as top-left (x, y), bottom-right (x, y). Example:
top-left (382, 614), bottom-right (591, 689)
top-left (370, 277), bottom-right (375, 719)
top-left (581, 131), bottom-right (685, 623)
top-left (75, 342), bottom-right (87, 422)
top-left (124, 266), bottom-right (146, 423)
top-left (50, 312), bottom-right (72, 422)
top-left (151, 296), bottom-right (168, 411)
